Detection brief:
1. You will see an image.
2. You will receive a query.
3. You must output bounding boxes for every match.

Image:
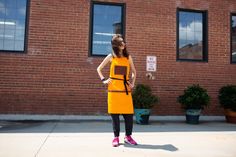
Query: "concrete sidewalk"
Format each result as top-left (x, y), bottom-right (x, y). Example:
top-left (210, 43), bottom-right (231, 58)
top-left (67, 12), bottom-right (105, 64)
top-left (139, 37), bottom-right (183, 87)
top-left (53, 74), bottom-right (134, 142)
top-left (0, 119), bottom-right (236, 157)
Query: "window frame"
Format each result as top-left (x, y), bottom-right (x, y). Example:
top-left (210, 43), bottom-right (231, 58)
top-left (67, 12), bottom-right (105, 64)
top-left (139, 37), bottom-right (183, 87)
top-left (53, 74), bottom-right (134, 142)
top-left (0, 0), bottom-right (30, 53)
top-left (89, 1), bottom-right (126, 57)
top-left (230, 13), bottom-right (236, 64)
top-left (176, 8), bottom-right (208, 62)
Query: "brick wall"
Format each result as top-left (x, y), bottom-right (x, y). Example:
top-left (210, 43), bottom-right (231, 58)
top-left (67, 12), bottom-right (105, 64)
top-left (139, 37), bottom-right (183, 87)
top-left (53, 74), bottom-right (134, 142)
top-left (0, 0), bottom-right (236, 115)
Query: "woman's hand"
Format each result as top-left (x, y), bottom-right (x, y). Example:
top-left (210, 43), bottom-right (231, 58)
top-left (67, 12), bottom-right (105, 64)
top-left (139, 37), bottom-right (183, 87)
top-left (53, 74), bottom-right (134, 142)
top-left (103, 78), bottom-right (112, 85)
top-left (127, 81), bottom-right (134, 89)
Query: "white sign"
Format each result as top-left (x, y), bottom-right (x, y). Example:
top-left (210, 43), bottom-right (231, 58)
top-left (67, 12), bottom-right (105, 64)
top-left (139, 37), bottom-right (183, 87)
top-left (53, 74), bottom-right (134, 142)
top-left (146, 56), bottom-right (156, 72)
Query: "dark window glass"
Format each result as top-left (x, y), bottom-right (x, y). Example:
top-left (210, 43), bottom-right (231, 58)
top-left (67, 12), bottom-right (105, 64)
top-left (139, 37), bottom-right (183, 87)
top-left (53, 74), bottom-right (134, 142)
top-left (0, 0), bottom-right (27, 52)
top-left (232, 15), bottom-right (236, 63)
top-left (90, 2), bottom-right (124, 56)
top-left (177, 9), bottom-right (207, 61)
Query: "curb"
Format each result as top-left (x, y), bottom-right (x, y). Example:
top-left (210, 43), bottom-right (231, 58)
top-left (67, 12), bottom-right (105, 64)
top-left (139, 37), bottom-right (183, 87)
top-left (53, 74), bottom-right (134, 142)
top-left (0, 114), bottom-right (225, 121)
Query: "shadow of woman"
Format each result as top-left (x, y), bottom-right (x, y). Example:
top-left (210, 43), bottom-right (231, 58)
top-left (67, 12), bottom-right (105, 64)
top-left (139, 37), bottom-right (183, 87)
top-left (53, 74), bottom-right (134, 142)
top-left (123, 143), bottom-right (178, 151)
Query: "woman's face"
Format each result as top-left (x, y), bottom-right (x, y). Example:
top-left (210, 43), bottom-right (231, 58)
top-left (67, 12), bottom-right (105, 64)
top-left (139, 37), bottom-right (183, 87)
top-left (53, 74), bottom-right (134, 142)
top-left (118, 37), bottom-right (125, 50)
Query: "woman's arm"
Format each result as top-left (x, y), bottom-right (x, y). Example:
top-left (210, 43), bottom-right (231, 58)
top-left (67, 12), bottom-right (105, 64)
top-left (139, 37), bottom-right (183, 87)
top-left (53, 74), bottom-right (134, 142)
top-left (128, 55), bottom-right (136, 88)
top-left (97, 54), bottom-right (112, 84)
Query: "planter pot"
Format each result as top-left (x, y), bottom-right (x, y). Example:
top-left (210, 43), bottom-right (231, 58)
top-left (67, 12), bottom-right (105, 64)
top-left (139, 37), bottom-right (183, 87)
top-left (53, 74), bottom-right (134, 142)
top-left (134, 109), bottom-right (151, 125)
top-left (185, 109), bottom-right (201, 124)
top-left (224, 109), bottom-right (236, 124)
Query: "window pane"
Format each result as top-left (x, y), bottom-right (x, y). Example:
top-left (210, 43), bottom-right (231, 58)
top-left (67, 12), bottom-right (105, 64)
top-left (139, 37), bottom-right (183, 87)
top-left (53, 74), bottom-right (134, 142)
top-left (194, 13), bottom-right (203, 31)
top-left (232, 15), bottom-right (236, 62)
top-left (187, 31), bottom-right (194, 42)
top-left (17, 0), bottom-right (27, 9)
top-left (0, 0), bottom-right (27, 51)
top-left (0, 28), bottom-right (3, 39)
top-left (5, 8), bottom-right (17, 19)
top-left (0, 0), bottom-right (4, 7)
top-left (15, 39), bottom-right (24, 50)
top-left (178, 10), bottom-right (205, 60)
top-left (179, 12), bottom-right (193, 28)
top-left (4, 29), bottom-right (15, 40)
top-left (0, 7), bottom-right (5, 19)
top-left (232, 16), bottom-right (236, 27)
top-left (16, 19), bottom-right (25, 29)
top-left (15, 29), bottom-right (24, 40)
top-left (179, 41), bottom-right (203, 60)
top-left (0, 39), bottom-right (3, 49)
top-left (4, 20), bottom-right (16, 29)
top-left (194, 31), bottom-right (202, 42)
top-left (5, 0), bottom-right (17, 8)
top-left (16, 7), bottom-right (26, 19)
top-left (0, 19), bottom-right (4, 30)
top-left (91, 3), bottom-right (123, 55)
top-left (4, 39), bottom-right (14, 50)
top-left (179, 39), bottom-right (187, 49)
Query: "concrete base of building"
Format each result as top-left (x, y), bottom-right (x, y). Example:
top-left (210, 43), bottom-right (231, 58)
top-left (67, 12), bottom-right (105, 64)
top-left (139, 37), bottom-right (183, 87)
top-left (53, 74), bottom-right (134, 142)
top-left (0, 114), bottom-right (225, 121)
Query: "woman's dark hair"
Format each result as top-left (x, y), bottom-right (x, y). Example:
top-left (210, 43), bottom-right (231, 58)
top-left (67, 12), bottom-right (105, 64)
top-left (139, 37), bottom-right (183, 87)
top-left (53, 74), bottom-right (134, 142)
top-left (111, 34), bottom-right (129, 58)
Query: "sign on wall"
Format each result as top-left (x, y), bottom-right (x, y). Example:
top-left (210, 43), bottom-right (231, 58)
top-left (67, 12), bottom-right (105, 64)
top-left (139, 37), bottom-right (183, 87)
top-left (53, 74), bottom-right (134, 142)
top-left (146, 56), bottom-right (157, 72)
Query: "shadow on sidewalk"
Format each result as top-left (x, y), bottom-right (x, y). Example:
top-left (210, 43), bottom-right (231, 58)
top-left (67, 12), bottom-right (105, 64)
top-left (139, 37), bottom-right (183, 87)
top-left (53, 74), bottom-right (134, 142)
top-left (123, 143), bottom-right (178, 151)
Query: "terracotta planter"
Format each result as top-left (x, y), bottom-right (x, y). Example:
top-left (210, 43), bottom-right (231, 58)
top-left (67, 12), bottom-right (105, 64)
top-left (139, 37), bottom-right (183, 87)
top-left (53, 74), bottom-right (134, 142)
top-left (224, 109), bottom-right (236, 124)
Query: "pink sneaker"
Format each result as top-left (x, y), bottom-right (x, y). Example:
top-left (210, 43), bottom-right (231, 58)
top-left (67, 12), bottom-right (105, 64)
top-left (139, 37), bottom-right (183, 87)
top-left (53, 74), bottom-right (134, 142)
top-left (112, 137), bottom-right (119, 147)
top-left (124, 136), bottom-right (137, 145)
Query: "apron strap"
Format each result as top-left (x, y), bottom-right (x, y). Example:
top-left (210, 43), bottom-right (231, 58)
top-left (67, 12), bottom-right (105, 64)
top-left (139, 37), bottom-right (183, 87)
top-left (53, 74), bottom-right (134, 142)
top-left (109, 76), bottom-right (130, 95)
top-left (123, 75), bottom-right (129, 95)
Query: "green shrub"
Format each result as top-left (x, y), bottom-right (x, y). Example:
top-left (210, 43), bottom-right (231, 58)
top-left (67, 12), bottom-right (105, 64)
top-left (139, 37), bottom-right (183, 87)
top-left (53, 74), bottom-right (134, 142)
top-left (178, 84), bottom-right (210, 110)
top-left (132, 84), bottom-right (159, 109)
top-left (218, 85), bottom-right (236, 112)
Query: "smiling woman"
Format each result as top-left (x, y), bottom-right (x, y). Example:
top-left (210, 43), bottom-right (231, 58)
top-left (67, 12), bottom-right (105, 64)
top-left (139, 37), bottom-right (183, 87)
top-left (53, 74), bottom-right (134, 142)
top-left (97, 34), bottom-right (137, 147)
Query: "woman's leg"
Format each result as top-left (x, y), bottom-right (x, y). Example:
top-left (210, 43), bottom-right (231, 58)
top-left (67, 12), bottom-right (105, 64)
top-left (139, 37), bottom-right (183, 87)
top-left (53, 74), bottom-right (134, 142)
top-left (123, 114), bottom-right (137, 145)
top-left (122, 114), bottom-right (133, 136)
top-left (111, 114), bottom-right (120, 137)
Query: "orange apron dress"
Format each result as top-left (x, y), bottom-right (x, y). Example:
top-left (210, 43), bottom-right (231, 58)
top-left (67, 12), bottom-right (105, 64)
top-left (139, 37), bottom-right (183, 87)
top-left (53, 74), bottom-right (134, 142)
top-left (108, 56), bottom-right (134, 114)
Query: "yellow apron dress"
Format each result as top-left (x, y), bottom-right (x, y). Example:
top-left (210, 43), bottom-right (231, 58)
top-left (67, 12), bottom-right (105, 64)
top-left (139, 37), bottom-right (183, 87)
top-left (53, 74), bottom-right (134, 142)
top-left (108, 56), bottom-right (134, 114)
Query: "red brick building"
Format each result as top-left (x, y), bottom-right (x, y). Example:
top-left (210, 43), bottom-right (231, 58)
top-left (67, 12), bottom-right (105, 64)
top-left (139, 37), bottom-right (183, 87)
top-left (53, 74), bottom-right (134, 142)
top-left (0, 0), bottom-right (236, 116)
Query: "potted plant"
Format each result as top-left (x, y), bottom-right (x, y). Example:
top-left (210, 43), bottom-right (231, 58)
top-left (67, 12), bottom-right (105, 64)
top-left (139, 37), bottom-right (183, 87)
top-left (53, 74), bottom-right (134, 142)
top-left (132, 84), bottom-right (159, 124)
top-left (218, 85), bottom-right (236, 123)
top-left (177, 84), bottom-right (210, 124)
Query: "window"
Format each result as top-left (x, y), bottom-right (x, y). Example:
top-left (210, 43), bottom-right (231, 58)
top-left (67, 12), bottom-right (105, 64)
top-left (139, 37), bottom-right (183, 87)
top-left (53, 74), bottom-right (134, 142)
top-left (0, 0), bottom-right (28, 52)
top-left (231, 14), bottom-right (236, 63)
top-left (90, 2), bottom-right (125, 56)
top-left (177, 9), bottom-right (208, 61)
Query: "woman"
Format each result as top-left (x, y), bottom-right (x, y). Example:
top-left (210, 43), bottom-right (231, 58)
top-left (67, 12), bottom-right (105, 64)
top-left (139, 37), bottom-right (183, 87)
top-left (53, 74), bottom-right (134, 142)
top-left (97, 34), bottom-right (137, 147)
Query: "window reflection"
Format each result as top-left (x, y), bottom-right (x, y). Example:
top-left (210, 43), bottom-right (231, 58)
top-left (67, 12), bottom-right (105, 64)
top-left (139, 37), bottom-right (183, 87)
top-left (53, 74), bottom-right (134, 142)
top-left (0, 0), bottom-right (27, 51)
top-left (91, 3), bottom-right (123, 55)
top-left (178, 11), bottom-right (204, 60)
top-left (232, 15), bottom-right (236, 63)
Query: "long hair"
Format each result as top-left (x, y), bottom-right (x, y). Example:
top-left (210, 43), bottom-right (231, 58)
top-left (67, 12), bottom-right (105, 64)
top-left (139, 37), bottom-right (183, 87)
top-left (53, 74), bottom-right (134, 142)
top-left (111, 34), bottom-right (129, 58)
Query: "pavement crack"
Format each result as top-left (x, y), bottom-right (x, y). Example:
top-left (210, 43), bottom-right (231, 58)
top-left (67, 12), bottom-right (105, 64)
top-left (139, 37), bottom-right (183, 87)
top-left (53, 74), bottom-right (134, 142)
top-left (34, 121), bottom-right (58, 157)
